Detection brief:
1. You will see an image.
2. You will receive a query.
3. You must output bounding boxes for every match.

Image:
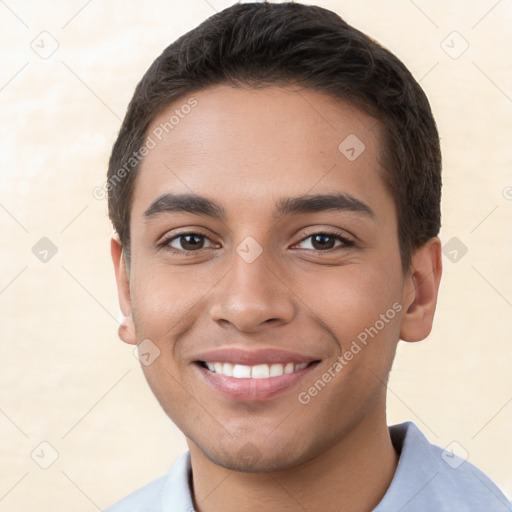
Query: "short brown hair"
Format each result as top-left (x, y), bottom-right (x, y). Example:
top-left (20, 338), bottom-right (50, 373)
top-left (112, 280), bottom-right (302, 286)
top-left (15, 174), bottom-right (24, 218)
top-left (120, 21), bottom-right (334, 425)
top-left (107, 2), bottom-right (441, 272)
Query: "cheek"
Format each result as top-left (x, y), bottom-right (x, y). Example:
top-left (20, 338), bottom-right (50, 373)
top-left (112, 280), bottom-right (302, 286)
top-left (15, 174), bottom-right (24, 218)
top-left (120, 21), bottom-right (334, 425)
top-left (293, 268), bottom-right (402, 429)
top-left (293, 263), bottom-right (403, 348)
top-left (129, 258), bottom-right (216, 338)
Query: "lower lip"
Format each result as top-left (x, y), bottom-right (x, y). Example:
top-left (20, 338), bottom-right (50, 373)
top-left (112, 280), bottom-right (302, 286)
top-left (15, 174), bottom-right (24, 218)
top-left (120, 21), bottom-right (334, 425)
top-left (195, 362), bottom-right (319, 402)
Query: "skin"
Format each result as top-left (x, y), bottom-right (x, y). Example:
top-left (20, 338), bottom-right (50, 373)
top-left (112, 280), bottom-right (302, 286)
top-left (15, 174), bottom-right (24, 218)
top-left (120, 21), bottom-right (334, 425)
top-left (111, 84), bottom-right (442, 512)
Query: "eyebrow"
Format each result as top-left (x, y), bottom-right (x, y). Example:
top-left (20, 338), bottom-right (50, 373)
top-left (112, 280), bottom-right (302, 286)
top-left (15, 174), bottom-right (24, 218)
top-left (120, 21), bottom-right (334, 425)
top-left (143, 192), bottom-right (375, 220)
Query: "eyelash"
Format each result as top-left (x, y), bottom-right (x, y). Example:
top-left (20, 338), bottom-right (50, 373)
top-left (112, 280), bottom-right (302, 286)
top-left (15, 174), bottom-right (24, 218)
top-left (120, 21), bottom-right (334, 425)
top-left (158, 230), bottom-right (355, 256)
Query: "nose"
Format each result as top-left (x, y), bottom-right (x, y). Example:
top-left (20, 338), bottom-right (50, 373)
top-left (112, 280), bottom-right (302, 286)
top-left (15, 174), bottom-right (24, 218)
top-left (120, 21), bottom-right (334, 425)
top-left (208, 247), bottom-right (296, 333)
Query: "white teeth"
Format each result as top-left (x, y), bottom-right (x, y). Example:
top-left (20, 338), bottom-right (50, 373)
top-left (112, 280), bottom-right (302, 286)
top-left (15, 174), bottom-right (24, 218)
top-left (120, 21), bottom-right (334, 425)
top-left (203, 361), bottom-right (311, 378)
top-left (284, 362), bottom-right (294, 374)
top-left (252, 364), bottom-right (270, 379)
top-left (269, 363), bottom-right (283, 377)
top-left (222, 362), bottom-right (233, 377)
top-left (232, 364), bottom-right (251, 378)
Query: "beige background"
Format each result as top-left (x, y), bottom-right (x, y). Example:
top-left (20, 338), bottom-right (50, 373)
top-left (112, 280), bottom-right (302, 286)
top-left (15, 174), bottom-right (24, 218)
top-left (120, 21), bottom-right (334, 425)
top-left (1, 0), bottom-right (511, 510)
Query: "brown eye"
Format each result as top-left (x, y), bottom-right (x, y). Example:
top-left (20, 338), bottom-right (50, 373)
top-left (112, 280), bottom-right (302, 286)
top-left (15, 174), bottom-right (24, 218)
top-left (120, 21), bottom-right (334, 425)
top-left (311, 234), bottom-right (336, 250)
top-left (167, 233), bottom-right (212, 252)
top-left (296, 232), bottom-right (354, 251)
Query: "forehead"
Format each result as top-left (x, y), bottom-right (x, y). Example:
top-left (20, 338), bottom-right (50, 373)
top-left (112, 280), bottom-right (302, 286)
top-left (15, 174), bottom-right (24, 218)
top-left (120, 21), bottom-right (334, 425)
top-left (131, 84), bottom-right (391, 224)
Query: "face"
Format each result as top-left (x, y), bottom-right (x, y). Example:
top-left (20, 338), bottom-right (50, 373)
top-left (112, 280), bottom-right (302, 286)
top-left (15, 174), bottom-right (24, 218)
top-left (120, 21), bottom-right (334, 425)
top-left (113, 84), bottom-right (439, 472)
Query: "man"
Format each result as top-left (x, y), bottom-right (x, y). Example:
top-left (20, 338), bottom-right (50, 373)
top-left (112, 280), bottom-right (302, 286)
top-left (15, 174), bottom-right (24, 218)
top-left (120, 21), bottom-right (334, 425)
top-left (104, 2), bottom-right (511, 511)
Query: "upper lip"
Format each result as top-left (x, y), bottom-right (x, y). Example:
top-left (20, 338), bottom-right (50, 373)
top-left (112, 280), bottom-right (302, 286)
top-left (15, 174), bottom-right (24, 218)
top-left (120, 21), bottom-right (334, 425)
top-left (192, 347), bottom-right (320, 366)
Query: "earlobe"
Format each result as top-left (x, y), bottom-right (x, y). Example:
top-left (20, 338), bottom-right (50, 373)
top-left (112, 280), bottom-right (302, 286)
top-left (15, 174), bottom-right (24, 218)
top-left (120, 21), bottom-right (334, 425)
top-left (118, 315), bottom-right (137, 346)
top-left (111, 232), bottom-right (137, 345)
top-left (399, 237), bottom-right (443, 343)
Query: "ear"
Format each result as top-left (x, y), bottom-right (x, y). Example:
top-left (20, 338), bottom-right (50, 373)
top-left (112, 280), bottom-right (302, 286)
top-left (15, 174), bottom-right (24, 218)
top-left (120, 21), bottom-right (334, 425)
top-left (111, 232), bottom-right (137, 345)
top-left (399, 236), bottom-right (442, 342)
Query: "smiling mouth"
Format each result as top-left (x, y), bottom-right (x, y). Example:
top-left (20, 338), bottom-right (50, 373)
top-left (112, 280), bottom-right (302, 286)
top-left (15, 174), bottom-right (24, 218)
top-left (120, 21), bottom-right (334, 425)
top-left (196, 360), bottom-right (319, 378)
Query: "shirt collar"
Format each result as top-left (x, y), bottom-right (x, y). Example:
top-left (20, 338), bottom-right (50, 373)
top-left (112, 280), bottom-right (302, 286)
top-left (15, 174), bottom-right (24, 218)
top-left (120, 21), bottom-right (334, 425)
top-left (168, 421), bottom-right (510, 512)
top-left (162, 449), bottom-right (195, 511)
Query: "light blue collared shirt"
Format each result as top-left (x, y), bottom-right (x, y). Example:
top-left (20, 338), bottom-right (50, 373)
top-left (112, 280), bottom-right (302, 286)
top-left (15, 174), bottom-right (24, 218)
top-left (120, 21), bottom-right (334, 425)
top-left (104, 421), bottom-right (511, 511)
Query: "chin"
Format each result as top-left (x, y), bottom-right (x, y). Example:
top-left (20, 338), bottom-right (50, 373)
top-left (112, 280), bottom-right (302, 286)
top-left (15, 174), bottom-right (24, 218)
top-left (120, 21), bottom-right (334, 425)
top-left (196, 436), bottom-right (320, 474)
top-left (210, 452), bottom-right (302, 473)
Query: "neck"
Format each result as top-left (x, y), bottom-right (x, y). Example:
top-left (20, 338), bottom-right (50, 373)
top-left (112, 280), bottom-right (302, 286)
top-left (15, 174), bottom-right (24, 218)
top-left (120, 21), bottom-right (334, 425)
top-left (187, 406), bottom-right (399, 512)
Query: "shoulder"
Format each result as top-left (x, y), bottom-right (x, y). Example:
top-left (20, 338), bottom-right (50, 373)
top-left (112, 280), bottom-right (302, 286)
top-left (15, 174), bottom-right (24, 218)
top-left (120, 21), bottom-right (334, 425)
top-left (375, 422), bottom-right (511, 512)
top-left (103, 473), bottom-right (169, 512)
top-left (103, 452), bottom-right (193, 512)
